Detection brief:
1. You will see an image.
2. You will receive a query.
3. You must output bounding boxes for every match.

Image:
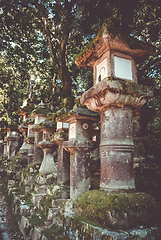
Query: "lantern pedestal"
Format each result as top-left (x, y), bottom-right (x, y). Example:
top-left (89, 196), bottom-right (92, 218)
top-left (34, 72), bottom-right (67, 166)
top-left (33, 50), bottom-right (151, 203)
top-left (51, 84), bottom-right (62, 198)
top-left (18, 124), bottom-right (29, 153)
top-left (39, 141), bottom-right (57, 176)
top-left (6, 129), bottom-right (20, 159)
top-left (63, 140), bottom-right (96, 200)
top-left (3, 139), bottom-right (7, 157)
top-left (31, 127), bottom-right (43, 163)
top-left (81, 79), bottom-right (153, 191)
top-left (51, 132), bottom-right (70, 186)
top-left (25, 137), bottom-right (34, 165)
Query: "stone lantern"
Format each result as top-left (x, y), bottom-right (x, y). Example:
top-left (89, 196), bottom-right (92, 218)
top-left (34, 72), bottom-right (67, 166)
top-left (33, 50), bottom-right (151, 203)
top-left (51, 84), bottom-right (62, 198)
top-left (37, 120), bottom-right (57, 176)
top-left (75, 23), bottom-right (154, 191)
top-left (60, 102), bottom-right (99, 200)
top-left (5, 125), bottom-right (20, 159)
top-left (23, 118), bottom-right (35, 165)
top-left (51, 121), bottom-right (70, 186)
top-left (17, 107), bottom-right (29, 153)
top-left (31, 120), bottom-right (57, 194)
top-left (30, 101), bottom-right (50, 163)
top-left (17, 100), bottom-right (34, 154)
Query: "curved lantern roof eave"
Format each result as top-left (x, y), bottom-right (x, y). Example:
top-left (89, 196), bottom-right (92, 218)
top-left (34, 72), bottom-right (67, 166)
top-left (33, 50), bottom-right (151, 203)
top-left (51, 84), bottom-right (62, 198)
top-left (74, 24), bottom-right (155, 68)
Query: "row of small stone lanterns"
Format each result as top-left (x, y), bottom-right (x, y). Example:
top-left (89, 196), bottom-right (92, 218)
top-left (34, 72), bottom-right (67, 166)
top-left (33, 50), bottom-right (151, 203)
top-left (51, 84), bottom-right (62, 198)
top-left (0, 23), bottom-right (154, 201)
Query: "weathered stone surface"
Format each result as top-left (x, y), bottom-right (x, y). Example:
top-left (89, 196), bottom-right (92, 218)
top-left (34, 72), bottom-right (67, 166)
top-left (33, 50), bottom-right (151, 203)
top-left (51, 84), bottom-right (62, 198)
top-left (99, 107), bottom-right (135, 190)
top-left (31, 227), bottom-right (41, 240)
top-left (35, 173), bottom-right (57, 185)
top-left (74, 23), bottom-right (154, 68)
top-left (63, 141), bottom-right (91, 200)
top-left (20, 205), bottom-right (30, 215)
top-left (80, 79), bottom-right (153, 191)
top-left (18, 124), bottom-right (29, 153)
top-left (1, 232), bottom-right (11, 240)
top-left (57, 144), bottom-right (70, 185)
top-left (51, 130), bottom-right (70, 186)
top-left (54, 210), bottom-right (161, 240)
top-left (80, 79), bottom-right (153, 112)
top-left (2, 140), bottom-right (7, 157)
top-left (31, 193), bottom-right (46, 207)
top-left (18, 216), bottom-right (32, 239)
top-left (39, 141), bottom-right (57, 176)
top-left (6, 136), bottom-right (20, 159)
top-left (33, 131), bottom-right (43, 163)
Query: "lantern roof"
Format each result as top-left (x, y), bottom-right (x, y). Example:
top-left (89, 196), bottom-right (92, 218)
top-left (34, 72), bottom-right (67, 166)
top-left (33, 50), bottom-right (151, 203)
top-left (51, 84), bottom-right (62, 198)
top-left (74, 23), bottom-right (155, 68)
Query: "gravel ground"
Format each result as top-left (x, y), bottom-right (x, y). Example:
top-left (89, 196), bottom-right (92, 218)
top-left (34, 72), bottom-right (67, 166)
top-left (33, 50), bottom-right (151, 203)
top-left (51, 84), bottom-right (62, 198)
top-left (0, 188), bottom-right (24, 240)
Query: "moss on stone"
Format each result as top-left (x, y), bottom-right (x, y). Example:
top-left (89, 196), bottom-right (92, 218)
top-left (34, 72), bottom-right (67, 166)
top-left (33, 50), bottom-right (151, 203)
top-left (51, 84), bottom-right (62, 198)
top-left (42, 224), bottom-right (70, 239)
top-left (21, 162), bottom-right (41, 180)
top-left (39, 119), bottom-right (56, 129)
top-left (31, 108), bottom-right (51, 115)
top-left (75, 190), bottom-right (161, 230)
top-left (18, 102), bottom-right (34, 114)
top-left (74, 22), bottom-right (155, 66)
top-left (28, 208), bottom-right (46, 227)
top-left (8, 151), bottom-right (28, 172)
top-left (19, 192), bottom-right (33, 207)
top-left (24, 136), bottom-right (34, 144)
top-left (10, 184), bottom-right (26, 196)
top-left (50, 130), bottom-right (68, 143)
top-left (23, 118), bottom-right (35, 125)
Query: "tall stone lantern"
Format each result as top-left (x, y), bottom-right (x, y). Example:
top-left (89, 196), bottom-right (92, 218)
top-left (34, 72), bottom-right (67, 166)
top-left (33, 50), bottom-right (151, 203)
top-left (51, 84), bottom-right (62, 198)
top-left (30, 101), bottom-right (50, 163)
top-left (5, 124), bottom-right (20, 159)
top-left (60, 101), bottom-right (99, 200)
top-left (37, 120), bottom-right (57, 176)
top-left (17, 108), bottom-right (29, 153)
top-left (50, 121), bottom-right (70, 186)
top-left (75, 23), bottom-right (154, 191)
top-left (23, 118), bottom-right (35, 165)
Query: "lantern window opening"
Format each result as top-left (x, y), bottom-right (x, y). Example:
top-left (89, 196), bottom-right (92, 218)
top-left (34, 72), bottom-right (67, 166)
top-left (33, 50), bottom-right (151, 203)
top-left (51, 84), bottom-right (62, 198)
top-left (96, 58), bottom-right (108, 84)
top-left (114, 55), bottom-right (132, 81)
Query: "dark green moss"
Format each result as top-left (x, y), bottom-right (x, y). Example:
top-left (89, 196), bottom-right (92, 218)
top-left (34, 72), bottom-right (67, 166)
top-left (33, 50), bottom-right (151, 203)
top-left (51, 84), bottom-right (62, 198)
top-left (19, 192), bottom-right (33, 207)
top-left (50, 130), bottom-right (68, 143)
top-left (75, 190), bottom-right (160, 230)
top-left (31, 108), bottom-right (50, 115)
top-left (42, 224), bottom-right (70, 239)
top-left (23, 118), bottom-right (35, 125)
top-left (39, 119), bottom-right (56, 129)
top-left (24, 136), bottom-right (34, 144)
top-left (18, 103), bottom-right (34, 114)
top-left (28, 208), bottom-right (46, 227)
top-left (21, 162), bottom-right (41, 180)
top-left (8, 151), bottom-right (28, 171)
top-left (11, 185), bottom-right (26, 196)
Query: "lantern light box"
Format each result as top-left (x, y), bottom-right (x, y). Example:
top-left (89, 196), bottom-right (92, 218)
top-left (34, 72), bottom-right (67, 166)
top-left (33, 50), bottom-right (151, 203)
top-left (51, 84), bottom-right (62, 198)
top-left (74, 24), bottom-right (154, 86)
